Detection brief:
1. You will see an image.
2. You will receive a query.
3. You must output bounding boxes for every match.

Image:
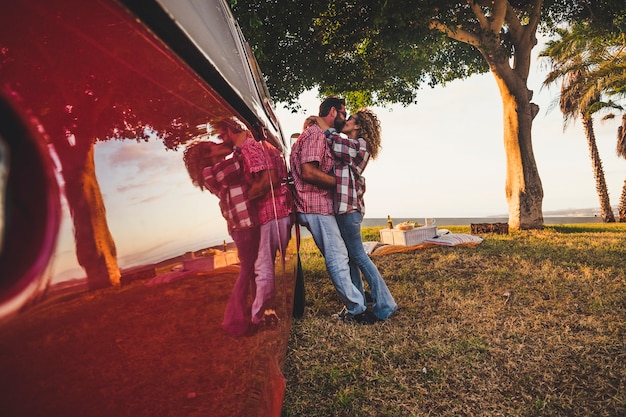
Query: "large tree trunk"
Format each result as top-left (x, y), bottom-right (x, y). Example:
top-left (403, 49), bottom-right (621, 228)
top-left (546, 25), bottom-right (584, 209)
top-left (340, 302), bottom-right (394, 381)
top-left (434, 0), bottom-right (545, 230)
top-left (491, 69), bottom-right (544, 230)
top-left (582, 116), bottom-right (615, 222)
top-left (56, 141), bottom-right (121, 290)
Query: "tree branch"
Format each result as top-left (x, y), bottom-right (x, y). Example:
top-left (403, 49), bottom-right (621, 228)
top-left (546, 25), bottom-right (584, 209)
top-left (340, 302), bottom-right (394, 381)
top-left (468, 0), bottom-right (489, 31)
top-left (507, 0), bottom-right (542, 78)
top-left (430, 19), bottom-right (481, 48)
top-left (471, 0), bottom-right (507, 31)
top-left (527, 0), bottom-right (543, 34)
top-left (505, 4), bottom-right (523, 43)
top-left (490, 0), bottom-right (508, 31)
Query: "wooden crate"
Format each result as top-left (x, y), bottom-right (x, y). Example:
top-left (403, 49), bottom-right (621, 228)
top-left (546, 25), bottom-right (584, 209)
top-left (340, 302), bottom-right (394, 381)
top-left (470, 222), bottom-right (509, 234)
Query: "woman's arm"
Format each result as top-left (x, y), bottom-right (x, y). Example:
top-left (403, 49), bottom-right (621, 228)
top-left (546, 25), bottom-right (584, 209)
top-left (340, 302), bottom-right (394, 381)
top-left (303, 115), bottom-right (331, 132)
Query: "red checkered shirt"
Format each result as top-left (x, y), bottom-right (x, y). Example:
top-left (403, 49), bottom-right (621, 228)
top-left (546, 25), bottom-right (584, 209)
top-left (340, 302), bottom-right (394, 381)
top-left (242, 139), bottom-right (292, 224)
top-left (203, 149), bottom-right (258, 232)
top-left (289, 124), bottom-right (335, 215)
top-left (325, 130), bottom-right (370, 215)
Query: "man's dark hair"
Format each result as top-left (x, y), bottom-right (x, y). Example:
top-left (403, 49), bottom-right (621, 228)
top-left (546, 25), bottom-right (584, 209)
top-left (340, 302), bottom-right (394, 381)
top-left (319, 96), bottom-right (345, 117)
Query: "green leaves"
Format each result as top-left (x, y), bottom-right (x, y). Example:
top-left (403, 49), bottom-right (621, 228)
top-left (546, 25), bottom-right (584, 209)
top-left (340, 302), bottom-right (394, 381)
top-left (230, 1), bottom-right (626, 110)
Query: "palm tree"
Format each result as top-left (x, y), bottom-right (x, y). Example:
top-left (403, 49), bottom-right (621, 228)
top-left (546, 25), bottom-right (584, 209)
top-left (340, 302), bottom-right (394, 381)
top-left (541, 25), bottom-right (618, 222)
top-left (618, 114), bottom-right (626, 221)
top-left (585, 32), bottom-right (626, 221)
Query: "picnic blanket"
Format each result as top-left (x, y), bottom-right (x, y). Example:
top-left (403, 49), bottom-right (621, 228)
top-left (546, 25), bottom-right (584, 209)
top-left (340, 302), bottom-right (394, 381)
top-left (369, 233), bottom-right (483, 256)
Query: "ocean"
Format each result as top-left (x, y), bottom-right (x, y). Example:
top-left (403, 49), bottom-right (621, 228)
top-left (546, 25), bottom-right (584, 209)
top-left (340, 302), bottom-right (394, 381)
top-left (362, 216), bottom-right (604, 227)
top-left (295, 216), bottom-right (604, 239)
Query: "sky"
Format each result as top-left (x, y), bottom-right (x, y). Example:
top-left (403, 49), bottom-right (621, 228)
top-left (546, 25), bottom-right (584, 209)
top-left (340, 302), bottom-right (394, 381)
top-left (274, 56), bottom-right (624, 220)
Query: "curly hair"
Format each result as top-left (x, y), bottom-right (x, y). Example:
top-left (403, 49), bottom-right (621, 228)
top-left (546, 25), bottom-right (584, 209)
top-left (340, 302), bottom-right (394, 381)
top-left (209, 118), bottom-right (245, 137)
top-left (355, 108), bottom-right (382, 159)
top-left (183, 141), bottom-right (212, 190)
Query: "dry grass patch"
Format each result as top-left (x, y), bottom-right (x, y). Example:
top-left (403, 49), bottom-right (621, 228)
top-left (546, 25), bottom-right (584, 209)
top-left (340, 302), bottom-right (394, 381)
top-left (282, 224), bottom-right (626, 417)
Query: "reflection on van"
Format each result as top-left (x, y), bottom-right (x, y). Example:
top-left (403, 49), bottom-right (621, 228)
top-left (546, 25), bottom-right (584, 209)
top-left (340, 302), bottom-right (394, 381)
top-left (0, 0), bottom-right (297, 416)
top-left (183, 117), bottom-right (294, 337)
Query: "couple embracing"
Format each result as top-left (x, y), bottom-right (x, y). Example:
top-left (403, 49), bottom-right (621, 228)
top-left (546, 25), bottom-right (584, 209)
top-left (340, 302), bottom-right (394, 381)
top-left (290, 96), bottom-right (397, 324)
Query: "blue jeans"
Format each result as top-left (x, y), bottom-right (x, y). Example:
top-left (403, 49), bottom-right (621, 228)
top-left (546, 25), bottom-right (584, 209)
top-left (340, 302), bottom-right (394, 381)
top-left (336, 211), bottom-right (398, 320)
top-left (251, 216), bottom-right (292, 324)
top-left (222, 226), bottom-right (260, 336)
top-left (297, 212), bottom-right (366, 315)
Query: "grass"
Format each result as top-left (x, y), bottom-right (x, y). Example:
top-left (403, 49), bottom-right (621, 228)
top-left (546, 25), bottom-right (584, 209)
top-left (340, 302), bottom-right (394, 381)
top-left (0, 224), bottom-right (624, 416)
top-left (281, 223), bottom-right (626, 416)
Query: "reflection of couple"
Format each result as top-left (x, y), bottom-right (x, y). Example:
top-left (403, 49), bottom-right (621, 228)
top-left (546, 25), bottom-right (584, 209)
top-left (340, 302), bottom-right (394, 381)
top-left (183, 119), bottom-right (292, 336)
top-left (291, 97), bottom-right (397, 324)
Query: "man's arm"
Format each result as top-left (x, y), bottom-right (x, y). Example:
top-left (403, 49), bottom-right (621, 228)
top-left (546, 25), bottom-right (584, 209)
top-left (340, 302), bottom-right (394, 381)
top-left (247, 168), bottom-right (278, 200)
top-left (301, 161), bottom-right (335, 189)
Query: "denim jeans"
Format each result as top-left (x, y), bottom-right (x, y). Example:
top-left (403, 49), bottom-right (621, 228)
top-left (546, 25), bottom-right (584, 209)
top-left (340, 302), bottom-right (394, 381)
top-left (222, 226), bottom-right (260, 336)
top-left (336, 211), bottom-right (398, 320)
top-left (251, 216), bottom-right (292, 324)
top-left (297, 212), bottom-right (366, 315)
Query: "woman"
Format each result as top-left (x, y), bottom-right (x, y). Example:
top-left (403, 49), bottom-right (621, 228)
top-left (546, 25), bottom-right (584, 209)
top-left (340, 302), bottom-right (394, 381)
top-left (309, 108), bottom-right (397, 321)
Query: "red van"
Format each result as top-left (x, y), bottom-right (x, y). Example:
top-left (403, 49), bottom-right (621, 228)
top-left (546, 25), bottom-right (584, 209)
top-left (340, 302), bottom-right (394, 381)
top-left (0, 0), bottom-right (298, 415)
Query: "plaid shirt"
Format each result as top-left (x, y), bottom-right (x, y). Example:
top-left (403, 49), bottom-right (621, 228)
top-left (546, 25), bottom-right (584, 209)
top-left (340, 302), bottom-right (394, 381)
top-left (325, 130), bottom-right (370, 215)
top-left (289, 124), bottom-right (335, 215)
top-left (203, 149), bottom-right (258, 232)
top-left (242, 139), bottom-right (292, 224)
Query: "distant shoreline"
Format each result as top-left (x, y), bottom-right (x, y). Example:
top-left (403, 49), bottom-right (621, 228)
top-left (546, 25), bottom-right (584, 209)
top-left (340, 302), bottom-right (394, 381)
top-left (362, 216), bottom-right (604, 227)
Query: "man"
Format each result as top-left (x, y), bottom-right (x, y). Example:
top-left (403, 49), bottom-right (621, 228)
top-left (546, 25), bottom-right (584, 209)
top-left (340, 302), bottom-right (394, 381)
top-left (290, 97), bottom-right (376, 324)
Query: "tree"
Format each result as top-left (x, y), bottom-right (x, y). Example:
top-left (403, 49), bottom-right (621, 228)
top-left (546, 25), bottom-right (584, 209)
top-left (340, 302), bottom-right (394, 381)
top-left (609, 36), bottom-right (626, 222)
top-left (230, 0), bottom-right (626, 229)
top-left (541, 23), bottom-right (626, 222)
top-left (540, 24), bottom-right (621, 222)
top-left (618, 114), bottom-right (626, 221)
